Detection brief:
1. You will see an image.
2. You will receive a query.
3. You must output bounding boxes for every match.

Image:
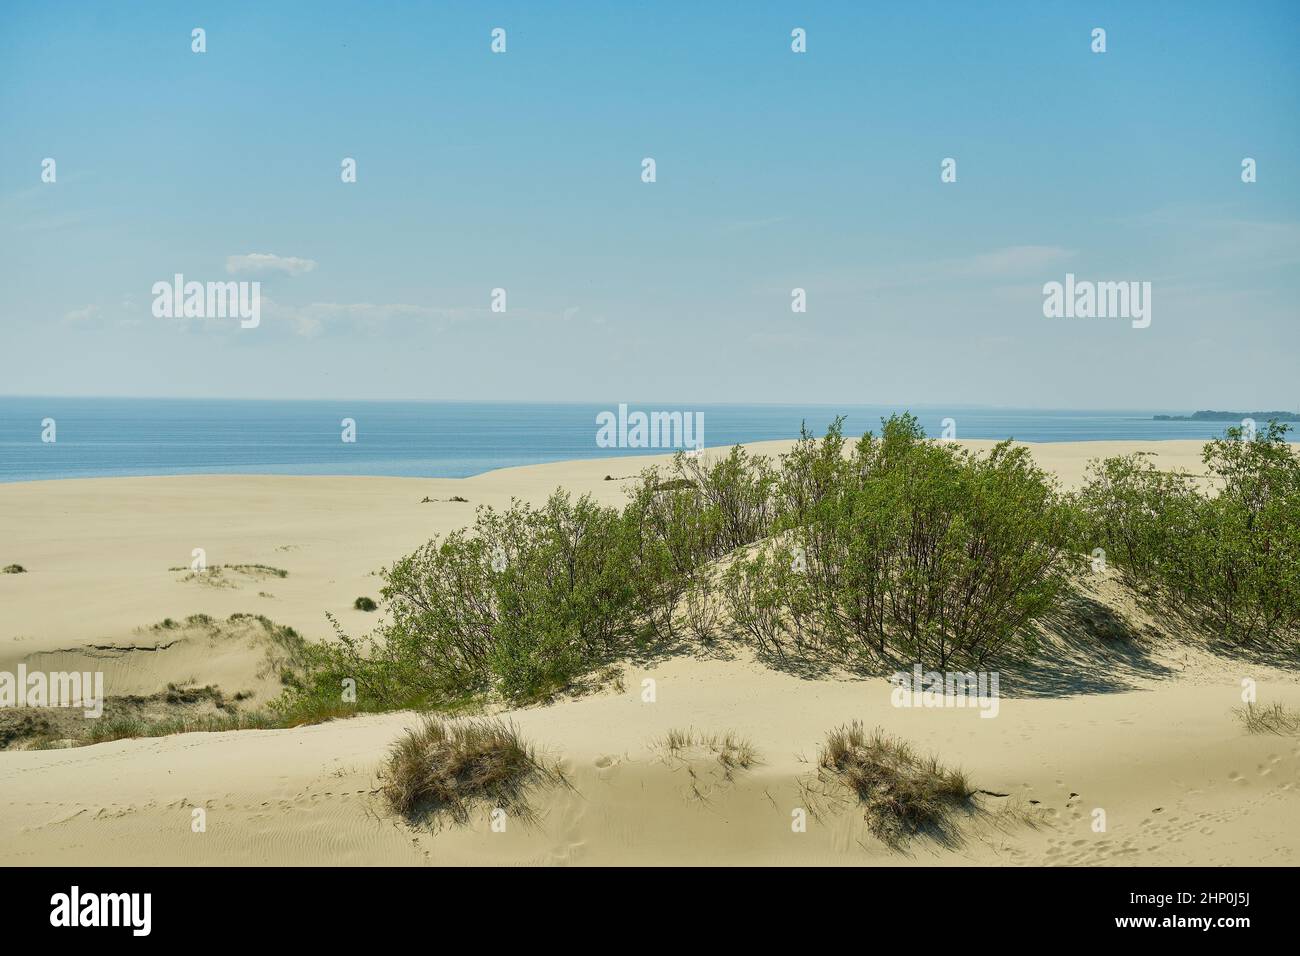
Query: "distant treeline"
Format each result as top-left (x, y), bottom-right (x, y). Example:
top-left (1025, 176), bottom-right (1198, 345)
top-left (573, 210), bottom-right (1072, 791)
top-left (1154, 410), bottom-right (1300, 422)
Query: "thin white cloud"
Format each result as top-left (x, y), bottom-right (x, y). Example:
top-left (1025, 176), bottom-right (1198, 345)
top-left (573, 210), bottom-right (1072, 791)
top-left (261, 299), bottom-right (477, 338)
top-left (759, 244), bottom-right (1077, 298)
top-left (63, 304), bottom-right (98, 322)
top-left (225, 253), bottom-right (318, 276)
top-left (262, 299), bottom-right (581, 337)
top-left (951, 245), bottom-right (1075, 278)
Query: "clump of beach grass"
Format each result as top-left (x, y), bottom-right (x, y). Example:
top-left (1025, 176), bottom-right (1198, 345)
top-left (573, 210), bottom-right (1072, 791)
top-left (85, 710), bottom-right (280, 744)
top-left (218, 563), bottom-right (288, 577)
top-left (817, 722), bottom-right (973, 846)
top-left (655, 727), bottom-right (759, 781)
top-left (1234, 702), bottom-right (1300, 735)
top-left (2, 564), bottom-right (26, 574)
top-left (381, 716), bottom-right (562, 826)
top-left (170, 564), bottom-right (289, 587)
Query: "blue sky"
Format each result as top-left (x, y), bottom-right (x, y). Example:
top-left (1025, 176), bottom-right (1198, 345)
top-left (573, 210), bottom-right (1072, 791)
top-left (1, 1), bottom-right (1297, 408)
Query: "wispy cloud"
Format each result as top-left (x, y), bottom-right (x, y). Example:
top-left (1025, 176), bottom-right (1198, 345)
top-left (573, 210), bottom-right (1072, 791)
top-left (266, 300), bottom-right (462, 338)
top-left (262, 299), bottom-right (586, 337)
top-left (949, 245), bottom-right (1075, 278)
top-left (63, 304), bottom-right (98, 322)
top-left (225, 253), bottom-right (318, 276)
top-left (764, 244), bottom-right (1077, 298)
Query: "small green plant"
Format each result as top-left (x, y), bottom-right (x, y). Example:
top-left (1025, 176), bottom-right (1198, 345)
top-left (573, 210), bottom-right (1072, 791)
top-left (353, 596), bottom-right (378, 612)
top-left (2, 564), bottom-right (26, 574)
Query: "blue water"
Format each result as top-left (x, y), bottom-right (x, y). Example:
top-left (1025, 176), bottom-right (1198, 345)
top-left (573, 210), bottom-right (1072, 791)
top-left (0, 397), bottom-right (1257, 483)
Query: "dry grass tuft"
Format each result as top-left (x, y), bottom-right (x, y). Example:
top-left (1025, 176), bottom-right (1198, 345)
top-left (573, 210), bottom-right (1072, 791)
top-left (817, 721), bottom-right (973, 846)
top-left (382, 716), bottom-right (562, 826)
top-left (655, 727), bottom-right (759, 781)
top-left (1234, 702), bottom-right (1300, 735)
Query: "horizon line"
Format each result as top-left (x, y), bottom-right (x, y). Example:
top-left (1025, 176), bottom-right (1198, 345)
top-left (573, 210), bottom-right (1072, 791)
top-left (0, 394), bottom-right (1261, 415)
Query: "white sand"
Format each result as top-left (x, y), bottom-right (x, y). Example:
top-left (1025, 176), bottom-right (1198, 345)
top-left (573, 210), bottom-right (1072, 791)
top-left (2, 439), bottom-right (1297, 866)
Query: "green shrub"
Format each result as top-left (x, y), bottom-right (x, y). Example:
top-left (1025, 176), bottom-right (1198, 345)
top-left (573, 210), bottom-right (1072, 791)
top-left (1073, 452), bottom-right (1199, 591)
top-left (353, 596), bottom-right (378, 611)
top-left (680, 572), bottom-right (721, 642)
top-left (292, 416), bottom-right (1086, 706)
top-left (747, 415), bottom-right (1081, 668)
top-left (306, 492), bottom-right (645, 705)
top-left (621, 469), bottom-right (722, 640)
top-left (671, 445), bottom-right (778, 554)
top-left (721, 547), bottom-right (794, 657)
top-left (1078, 421), bottom-right (1300, 645)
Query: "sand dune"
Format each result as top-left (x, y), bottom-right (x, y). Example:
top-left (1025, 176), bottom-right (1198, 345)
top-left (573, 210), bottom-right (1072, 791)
top-left (3, 650), bottom-right (1297, 866)
top-left (2, 439), bottom-right (1297, 866)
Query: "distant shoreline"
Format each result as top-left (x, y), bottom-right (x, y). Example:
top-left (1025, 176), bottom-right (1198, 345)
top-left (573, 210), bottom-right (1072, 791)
top-left (1153, 411), bottom-right (1300, 422)
top-left (1, 399), bottom-right (1291, 484)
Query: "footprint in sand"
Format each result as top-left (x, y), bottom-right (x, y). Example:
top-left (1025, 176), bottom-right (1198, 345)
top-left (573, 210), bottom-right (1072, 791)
top-left (593, 754), bottom-right (625, 778)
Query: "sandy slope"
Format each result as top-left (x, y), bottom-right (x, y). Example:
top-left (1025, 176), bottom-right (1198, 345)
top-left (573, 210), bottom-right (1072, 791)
top-left (2, 439), bottom-right (1298, 866)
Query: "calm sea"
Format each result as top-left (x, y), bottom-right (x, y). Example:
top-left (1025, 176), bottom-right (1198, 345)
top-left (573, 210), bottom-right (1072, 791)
top-left (0, 397), bottom-right (1255, 484)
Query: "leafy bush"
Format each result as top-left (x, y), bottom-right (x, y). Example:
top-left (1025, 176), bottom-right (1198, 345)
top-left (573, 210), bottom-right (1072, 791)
top-left (288, 415), bottom-right (1086, 707)
top-left (747, 415), bottom-right (1081, 668)
top-left (672, 445), bottom-right (778, 554)
top-left (353, 596), bottom-right (378, 611)
top-left (720, 547), bottom-right (794, 657)
top-left (1078, 421), bottom-right (1300, 645)
top-left (1073, 452), bottom-right (1199, 591)
top-left (295, 492), bottom-right (646, 706)
top-left (680, 572), bottom-right (721, 643)
top-left (314, 451), bottom-right (789, 706)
